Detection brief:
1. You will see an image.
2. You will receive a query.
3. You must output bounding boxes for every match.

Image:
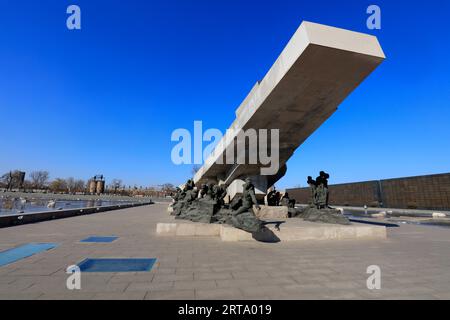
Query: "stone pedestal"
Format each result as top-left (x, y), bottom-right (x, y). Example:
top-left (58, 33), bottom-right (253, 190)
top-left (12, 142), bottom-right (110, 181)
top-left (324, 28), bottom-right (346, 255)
top-left (156, 219), bottom-right (386, 242)
top-left (253, 205), bottom-right (289, 219)
top-left (156, 222), bottom-right (221, 237)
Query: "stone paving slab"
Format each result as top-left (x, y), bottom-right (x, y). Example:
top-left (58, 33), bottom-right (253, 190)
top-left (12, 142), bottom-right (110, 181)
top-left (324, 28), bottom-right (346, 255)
top-left (0, 203), bottom-right (449, 299)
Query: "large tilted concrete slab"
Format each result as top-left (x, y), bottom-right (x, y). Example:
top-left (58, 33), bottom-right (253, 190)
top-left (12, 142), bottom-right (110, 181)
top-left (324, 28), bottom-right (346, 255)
top-left (194, 21), bottom-right (385, 191)
top-left (156, 219), bottom-right (386, 242)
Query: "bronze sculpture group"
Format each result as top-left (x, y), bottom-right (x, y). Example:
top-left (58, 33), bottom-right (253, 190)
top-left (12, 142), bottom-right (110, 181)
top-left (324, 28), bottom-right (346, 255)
top-left (268, 190), bottom-right (295, 209)
top-left (297, 171), bottom-right (350, 225)
top-left (171, 177), bottom-right (263, 233)
top-left (170, 171), bottom-right (350, 237)
top-left (307, 171), bottom-right (330, 209)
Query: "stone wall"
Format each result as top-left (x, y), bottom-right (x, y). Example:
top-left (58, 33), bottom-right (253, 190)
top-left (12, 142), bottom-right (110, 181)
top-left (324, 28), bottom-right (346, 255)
top-left (380, 173), bottom-right (450, 210)
top-left (287, 173), bottom-right (450, 210)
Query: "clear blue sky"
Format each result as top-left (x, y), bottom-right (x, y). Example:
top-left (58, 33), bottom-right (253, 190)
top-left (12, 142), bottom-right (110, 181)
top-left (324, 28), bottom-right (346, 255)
top-left (0, 0), bottom-right (449, 189)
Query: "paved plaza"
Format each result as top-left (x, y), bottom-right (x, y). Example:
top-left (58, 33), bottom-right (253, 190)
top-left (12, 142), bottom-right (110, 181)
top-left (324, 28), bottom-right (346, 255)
top-left (1, 203), bottom-right (450, 300)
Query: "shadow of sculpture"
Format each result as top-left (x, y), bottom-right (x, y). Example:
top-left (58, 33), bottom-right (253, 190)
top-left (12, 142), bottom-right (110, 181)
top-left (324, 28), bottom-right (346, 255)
top-left (251, 227), bottom-right (281, 243)
top-left (250, 220), bottom-right (286, 243)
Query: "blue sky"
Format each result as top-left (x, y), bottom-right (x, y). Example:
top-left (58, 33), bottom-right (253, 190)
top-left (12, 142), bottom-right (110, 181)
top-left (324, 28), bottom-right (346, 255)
top-left (0, 0), bottom-right (449, 189)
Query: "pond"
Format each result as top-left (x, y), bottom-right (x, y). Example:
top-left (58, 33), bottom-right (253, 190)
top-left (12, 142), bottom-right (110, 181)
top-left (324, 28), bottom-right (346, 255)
top-left (0, 196), bottom-right (134, 216)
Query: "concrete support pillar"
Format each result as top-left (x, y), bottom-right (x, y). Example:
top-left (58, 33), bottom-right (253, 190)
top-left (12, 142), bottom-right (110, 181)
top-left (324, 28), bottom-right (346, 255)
top-left (225, 176), bottom-right (268, 203)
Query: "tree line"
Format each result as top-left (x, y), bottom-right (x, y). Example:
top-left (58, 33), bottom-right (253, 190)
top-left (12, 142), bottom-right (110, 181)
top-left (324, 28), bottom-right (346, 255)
top-left (0, 170), bottom-right (177, 197)
top-left (0, 170), bottom-right (86, 193)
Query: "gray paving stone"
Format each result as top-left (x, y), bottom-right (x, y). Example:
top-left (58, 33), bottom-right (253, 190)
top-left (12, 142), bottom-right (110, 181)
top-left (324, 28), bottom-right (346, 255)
top-left (1, 203), bottom-right (449, 300)
top-left (0, 292), bottom-right (44, 300)
top-left (194, 272), bottom-right (233, 280)
top-left (153, 273), bottom-right (193, 282)
top-left (145, 289), bottom-right (195, 300)
top-left (195, 287), bottom-right (244, 300)
top-left (93, 292), bottom-right (146, 300)
top-left (126, 281), bottom-right (174, 292)
top-left (231, 271), bottom-right (269, 279)
top-left (174, 280), bottom-right (217, 290)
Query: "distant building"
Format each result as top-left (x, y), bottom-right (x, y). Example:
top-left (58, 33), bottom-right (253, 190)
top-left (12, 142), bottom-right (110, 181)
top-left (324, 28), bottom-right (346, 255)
top-left (88, 175), bottom-right (105, 195)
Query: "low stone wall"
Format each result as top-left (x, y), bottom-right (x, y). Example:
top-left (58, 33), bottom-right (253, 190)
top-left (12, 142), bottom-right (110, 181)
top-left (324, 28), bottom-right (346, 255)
top-left (0, 201), bottom-right (153, 228)
top-left (287, 173), bottom-right (450, 211)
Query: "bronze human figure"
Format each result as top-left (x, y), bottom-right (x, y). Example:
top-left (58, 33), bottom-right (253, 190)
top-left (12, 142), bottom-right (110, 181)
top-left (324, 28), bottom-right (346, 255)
top-left (293, 171), bottom-right (350, 225)
top-left (307, 176), bottom-right (317, 208)
top-left (171, 177), bottom-right (265, 234)
top-left (229, 178), bottom-right (263, 233)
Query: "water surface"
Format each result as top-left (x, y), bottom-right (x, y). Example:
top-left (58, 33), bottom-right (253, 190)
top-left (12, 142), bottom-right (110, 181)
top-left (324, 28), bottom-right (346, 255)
top-left (0, 197), bottom-right (134, 216)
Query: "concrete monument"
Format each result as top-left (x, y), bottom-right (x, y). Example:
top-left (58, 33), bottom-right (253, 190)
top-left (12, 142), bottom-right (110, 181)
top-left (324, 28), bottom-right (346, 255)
top-left (167, 21), bottom-right (385, 237)
top-left (193, 21), bottom-right (385, 200)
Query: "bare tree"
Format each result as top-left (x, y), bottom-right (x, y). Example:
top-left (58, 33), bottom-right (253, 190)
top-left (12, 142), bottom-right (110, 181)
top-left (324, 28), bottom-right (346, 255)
top-left (23, 180), bottom-right (33, 191)
top-left (0, 172), bottom-right (14, 190)
top-left (30, 171), bottom-right (49, 189)
top-left (1, 170), bottom-right (25, 190)
top-left (66, 177), bottom-right (74, 193)
top-left (110, 179), bottom-right (122, 194)
top-left (49, 178), bottom-right (67, 193)
top-left (73, 179), bottom-right (85, 193)
top-left (161, 183), bottom-right (176, 196)
top-left (161, 183), bottom-right (175, 191)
